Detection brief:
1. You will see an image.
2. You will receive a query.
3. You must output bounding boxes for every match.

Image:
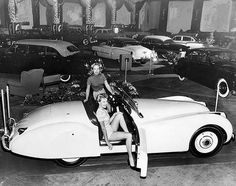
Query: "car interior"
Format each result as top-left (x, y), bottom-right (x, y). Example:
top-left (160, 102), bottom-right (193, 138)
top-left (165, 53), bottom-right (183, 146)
top-left (83, 91), bottom-right (139, 147)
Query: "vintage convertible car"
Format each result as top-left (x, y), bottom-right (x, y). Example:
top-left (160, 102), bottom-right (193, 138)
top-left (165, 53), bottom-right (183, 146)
top-left (1, 85), bottom-right (234, 178)
top-left (0, 39), bottom-right (102, 82)
top-left (92, 37), bottom-right (157, 64)
top-left (174, 47), bottom-right (236, 97)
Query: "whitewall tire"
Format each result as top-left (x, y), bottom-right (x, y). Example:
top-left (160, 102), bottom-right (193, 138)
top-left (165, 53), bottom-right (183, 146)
top-left (217, 78), bottom-right (229, 98)
top-left (60, 75), bottom-right (71, 82)
top-left (178, 75), bottom-right (185, 81)
top-left (55, 157), bottom-right (87, 167)
top-left (190, 126), bottom-right (223, 158)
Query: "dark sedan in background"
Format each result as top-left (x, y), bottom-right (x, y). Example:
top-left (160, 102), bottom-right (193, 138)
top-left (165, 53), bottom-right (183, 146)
top-left (0, 39), bottom-right (102, 82)
top-left (174, 47), bottom-right (236, 97)
top-left (140, 35), bottom-right (189, 63)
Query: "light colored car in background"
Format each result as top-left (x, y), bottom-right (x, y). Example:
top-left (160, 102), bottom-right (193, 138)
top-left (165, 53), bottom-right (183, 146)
top-left (172, 35), bottom-right (206, 49)
top-left (92, 37), bottom-right (156, 64)
top-left (1, 85), bottom-right (234, 178)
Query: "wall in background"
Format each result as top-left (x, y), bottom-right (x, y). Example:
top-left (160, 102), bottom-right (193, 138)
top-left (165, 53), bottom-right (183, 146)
top-left (139, 0), bottom-right (161, 31)
top-left (63, 1), bottom-right (83, 25)
top-left (167, 1), bottom-right (193, 33)
top-left (92, 2), bottom-right (106, 27)
top-left (15, 0), bottom-right (34, 29)
top-left (201, 0), bottom-right (232, 32)
top-left (116, 4), bottom-right (131, 25)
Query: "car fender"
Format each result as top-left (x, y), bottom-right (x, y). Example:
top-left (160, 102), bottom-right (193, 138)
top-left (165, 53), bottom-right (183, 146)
top-left (10, 122), bottom-right (100, 159)
top-left (136, 112), bottom-right (233, 154)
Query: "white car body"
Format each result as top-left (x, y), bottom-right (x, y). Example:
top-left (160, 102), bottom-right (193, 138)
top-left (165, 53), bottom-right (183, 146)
top-left (92, 37), bottom-right (155, 63)
top-left (173, 35), bottom-right (205, 49)
top-left (1, 87), bottom-right (234, 178)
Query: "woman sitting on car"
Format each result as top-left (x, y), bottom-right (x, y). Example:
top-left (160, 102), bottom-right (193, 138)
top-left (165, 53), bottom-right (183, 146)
top-left (84, 63), bottom-right (113, 102)
top-left (96, 93), bottom-right (135, 168)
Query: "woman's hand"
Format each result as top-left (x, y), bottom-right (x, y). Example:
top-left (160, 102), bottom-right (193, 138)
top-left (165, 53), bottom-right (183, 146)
top-left (107, 142), bottom-right (113, 150)
top-left (84, 98), bottom-right (88, 102)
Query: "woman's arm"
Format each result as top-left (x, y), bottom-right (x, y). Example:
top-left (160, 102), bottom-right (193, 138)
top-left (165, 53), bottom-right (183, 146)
top-left (84, 84), bottom-right (91, 102)
top-left (100, 121), bottom-right (112, 150)
top-left (104, 80), bottom-right (114, 94)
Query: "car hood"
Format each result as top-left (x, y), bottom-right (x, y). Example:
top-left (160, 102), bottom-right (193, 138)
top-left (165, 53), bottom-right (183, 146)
top-left (131, 98), bottom-right (209, 125)
top-left (15, 101), bottom-right (90, 131)
top-left (220, 63), bottom-right (236, 73)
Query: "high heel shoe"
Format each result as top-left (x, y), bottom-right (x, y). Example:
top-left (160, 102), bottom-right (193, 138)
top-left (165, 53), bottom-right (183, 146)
top-left (127, 159), bottom-right (135, 168)
top-left (127, 159), bottom-right (139, 171)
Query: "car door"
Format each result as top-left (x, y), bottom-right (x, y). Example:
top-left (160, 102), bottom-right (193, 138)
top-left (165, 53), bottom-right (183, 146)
top-left (94, 40), bottom-right (112, 59)
top-left (110, 40), bottom-right (125, 60)
top-left (0, 44), bottom-right (17, 73)
top-left (28, 45), bottom-right (46, 70)
top-left (188, 50), bottom-right (216, 87)
top-left (180, 50), bottom-right (200, 79)
top-left (43, 46), bottom-right (62, 75)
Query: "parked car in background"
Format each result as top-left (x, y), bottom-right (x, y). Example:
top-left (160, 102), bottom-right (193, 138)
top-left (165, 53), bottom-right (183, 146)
top-left (174, 47), bottom-right (236, 97)
top-left (140, 35), bottom-right (189, 64)
top-left (62, 27), bottom-right (97, 47)
top-left (0, 39), bottom-right (102, 82)
top-left (94, 28), bottom-right (125, 43)
top-left (92, 37), bottom-right (156, 64)
top-left (172, 35), bottom-right (206, 49)
top-left (1, 84), bottom-right (234, 178)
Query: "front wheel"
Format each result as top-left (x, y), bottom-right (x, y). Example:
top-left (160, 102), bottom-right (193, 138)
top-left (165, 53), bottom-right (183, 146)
top-left (60, 75), bottom-right (71, 82)
top-left (55, 157), bottom-right (87, 167)
top-left (190, 126), bottom-right (224, 158)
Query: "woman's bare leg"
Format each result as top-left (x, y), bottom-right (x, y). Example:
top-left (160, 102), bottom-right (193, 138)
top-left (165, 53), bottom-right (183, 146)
top-left (109, 132), bottom-right (134, 166)
top-left (110, 113), bottom-right (129, 132)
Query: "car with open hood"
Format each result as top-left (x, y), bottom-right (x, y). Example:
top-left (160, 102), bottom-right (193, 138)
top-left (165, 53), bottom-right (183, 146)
top-left (1, 85), bottom-right (234, 178)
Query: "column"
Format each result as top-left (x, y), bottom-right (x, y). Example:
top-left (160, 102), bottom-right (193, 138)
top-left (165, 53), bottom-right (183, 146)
top-left (8, 0), bottom-right (16, 23)
top-left (191, 0), bottom-right (204, 32)
top-left (107, 0), bottom-right (116, 27)
top-left (31, 0), bottom-right (40, 27)
top-left (159, 0), bottom-right (169, 32)
top-left (52, 0), bottom-right (60, 24)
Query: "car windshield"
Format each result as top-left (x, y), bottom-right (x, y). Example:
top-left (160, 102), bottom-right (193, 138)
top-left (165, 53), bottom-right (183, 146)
top-left (67, 45), bottom-right (80, 53)
top-left (113, 86), bottom-right (143, 118)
